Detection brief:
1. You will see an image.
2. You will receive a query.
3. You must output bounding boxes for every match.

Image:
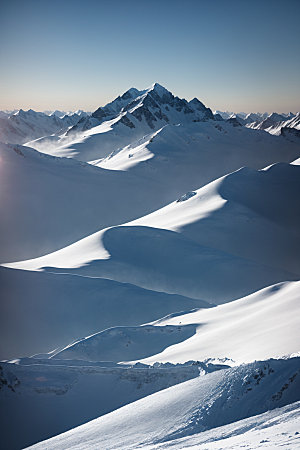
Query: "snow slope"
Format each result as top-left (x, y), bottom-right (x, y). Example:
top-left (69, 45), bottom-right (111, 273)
top-left (27, 357), bottom-right (300, 449)
top-left (0, 266), bottom-right (207, 359)
top-left (8, 163), bottom-right (299, 303)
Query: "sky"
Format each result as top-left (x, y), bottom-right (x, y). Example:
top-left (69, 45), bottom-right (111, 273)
top-left (0, 0), bottom-right (299, 113)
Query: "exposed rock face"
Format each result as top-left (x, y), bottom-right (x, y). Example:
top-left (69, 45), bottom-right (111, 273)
top-left (119, 115), bottom-right (135, 128)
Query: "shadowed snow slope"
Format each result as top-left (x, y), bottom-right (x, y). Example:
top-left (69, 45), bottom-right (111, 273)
top-left (8, 163), bottom-right (300, 303)
top-left (0, 266), bottom-right (207, 359)
top-left (27, 357), bottom-right (300, 450)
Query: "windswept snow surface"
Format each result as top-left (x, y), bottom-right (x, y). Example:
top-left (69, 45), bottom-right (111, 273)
top-left (27, 357), bottom-right (300, 450)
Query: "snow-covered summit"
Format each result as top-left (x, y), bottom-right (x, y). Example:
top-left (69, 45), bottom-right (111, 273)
top-left (73, 82), bottom-right (214, 134)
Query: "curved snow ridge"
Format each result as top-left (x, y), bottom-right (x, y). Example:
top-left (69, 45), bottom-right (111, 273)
top-left (134, 281), bottom-right (300, 366)
top-left (26, 357), bottom-right (300, 449)
top-left (4, 228), bottom-right (110, 271)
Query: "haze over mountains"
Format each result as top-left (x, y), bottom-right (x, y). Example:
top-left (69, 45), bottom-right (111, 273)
top-left (1, 83), bottom-right (300, 450)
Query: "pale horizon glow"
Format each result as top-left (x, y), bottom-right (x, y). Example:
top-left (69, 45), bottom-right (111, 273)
top-left (0, 0), bottom-right (299, 113)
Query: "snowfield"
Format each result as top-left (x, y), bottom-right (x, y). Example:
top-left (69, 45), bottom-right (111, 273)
top-left (1, 83), bottom-right (300, 450)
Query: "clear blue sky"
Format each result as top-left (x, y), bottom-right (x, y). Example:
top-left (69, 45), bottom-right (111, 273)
top-left (0, 0), bottom-right (299, 112)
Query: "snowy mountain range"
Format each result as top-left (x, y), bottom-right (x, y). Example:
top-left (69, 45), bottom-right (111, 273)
top-left (1, 83), bottom-right (300, 450)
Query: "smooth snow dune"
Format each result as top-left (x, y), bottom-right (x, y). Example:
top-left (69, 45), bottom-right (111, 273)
top-left (8, 163), bottom-right (300, 303)
top-left (27, 357), bottom-right (300, 449)
top-left (136, 281), bottom-right (300, 365)
top-left (7, 224), bottom-right (295, 303)
top-left (0, 266), bottom-right (207, 359)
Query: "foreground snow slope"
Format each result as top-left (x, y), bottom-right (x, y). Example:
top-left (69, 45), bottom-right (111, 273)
top-left (0, 266), bottom-right (207, 359)
top-left (1, 360), bottom-right (213, 450)
top-left (9, 163), bottom-right (299, 303)
top-left (27, 357), bottom-right (300, 449)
